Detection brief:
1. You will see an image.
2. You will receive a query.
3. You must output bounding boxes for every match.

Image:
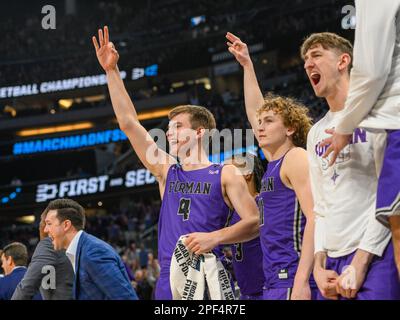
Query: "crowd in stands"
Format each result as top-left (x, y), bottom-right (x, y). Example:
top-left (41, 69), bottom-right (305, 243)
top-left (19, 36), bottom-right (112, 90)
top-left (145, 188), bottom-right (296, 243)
top-left (0, 0), bottom-right (350, 87)
top-left (0, 0), bottom-right (344, 126)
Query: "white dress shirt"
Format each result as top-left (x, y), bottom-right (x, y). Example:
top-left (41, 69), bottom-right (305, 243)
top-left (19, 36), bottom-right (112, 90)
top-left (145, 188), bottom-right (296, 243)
top-left (66, 230), bottom-right (83, 273)
top-left (308, 111), bottom-right (390, 258)
top-left (336, 0), bottom-right (400, 134)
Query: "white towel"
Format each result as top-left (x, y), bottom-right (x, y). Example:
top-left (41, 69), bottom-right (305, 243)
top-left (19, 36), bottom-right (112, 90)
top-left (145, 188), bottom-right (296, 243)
top-left (170, 236), bottom-right (235, 300)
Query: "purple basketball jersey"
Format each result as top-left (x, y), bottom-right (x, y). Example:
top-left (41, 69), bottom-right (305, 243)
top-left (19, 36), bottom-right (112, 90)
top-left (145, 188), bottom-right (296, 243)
top-left (156, 163), bottom-right (231, 298)
top-left (259, 154), bottom-right (314, 289)
top-left (229, 196), bottom-right (265, 296)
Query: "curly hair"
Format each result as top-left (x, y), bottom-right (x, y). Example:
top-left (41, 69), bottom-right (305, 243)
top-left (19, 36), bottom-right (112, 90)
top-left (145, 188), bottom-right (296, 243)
top-left (256, 93), bottom-right (313, 148)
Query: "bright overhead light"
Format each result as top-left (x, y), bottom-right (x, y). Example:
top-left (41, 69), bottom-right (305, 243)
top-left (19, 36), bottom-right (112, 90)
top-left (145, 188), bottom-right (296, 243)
top-left (136, 108), bottom-right (173, 121)
top-left (83, 95), bottom-right (106, 102)
top-left (16, 215), bottom-right (36, 224)
top-left (111, 108), bottom-right (173, 124)
top-left (17, 122), bottom-right (94, 137)
top-left (59, 99), bottom-right (73, 109)
top-left (172, 82), bottom-right (185, 88)
top-left (4, 105), bottom-right (17, 117)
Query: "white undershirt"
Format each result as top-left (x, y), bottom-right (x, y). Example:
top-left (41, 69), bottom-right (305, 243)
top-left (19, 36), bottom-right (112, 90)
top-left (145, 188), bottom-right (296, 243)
top-left (308, 111), bottom-right (390, 258)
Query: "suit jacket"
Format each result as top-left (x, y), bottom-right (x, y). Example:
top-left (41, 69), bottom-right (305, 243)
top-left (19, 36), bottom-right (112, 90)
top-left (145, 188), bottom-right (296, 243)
top-left (0, 267), bottom-right (41, 300)
top-left (73, 231), bottom-right (138, 300)
top-left (12, 237), bottom-right (74, 300)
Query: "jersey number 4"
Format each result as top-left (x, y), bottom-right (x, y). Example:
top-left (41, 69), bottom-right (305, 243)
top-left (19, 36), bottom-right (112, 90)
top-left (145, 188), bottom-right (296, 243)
top-left (178, 198), bottom-right (191, 221)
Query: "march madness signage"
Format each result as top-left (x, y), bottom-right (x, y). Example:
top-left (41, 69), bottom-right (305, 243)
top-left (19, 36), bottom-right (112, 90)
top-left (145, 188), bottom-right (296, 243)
top-left (12, 129), bottom-right (128, 156)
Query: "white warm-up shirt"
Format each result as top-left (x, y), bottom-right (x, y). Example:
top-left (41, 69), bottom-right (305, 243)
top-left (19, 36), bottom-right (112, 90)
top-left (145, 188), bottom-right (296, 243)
top-left (308, 111), bottom-right (390, 258)
top-left (336, 0), bottom-right (400, 134)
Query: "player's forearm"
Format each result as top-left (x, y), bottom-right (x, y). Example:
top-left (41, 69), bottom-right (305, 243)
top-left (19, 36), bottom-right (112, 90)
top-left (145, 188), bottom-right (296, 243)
top-left (350, 249), bottom-right (374, 273)
top-left (336, 74), bottom-right (388, 134)
top-left (243, 62), bottom-right (264, 128)
top-left (106, 67), bottom-right (139, 130)
top-left (336, 0), bottom-right (396, 134)
top-left (314, 251), bottom-right (327, 271)
top-left (213, 216), bottom-right (259, 245)
top-left (294, 220), bottom-right (315, 283)
top-left (389, 216), bottom-right (400, 276)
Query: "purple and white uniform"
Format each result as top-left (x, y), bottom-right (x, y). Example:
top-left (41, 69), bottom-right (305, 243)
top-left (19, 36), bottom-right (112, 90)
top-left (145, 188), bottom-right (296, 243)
top-left (155, 163), bottom-right (231, 300)
top-left (308, 108), bottom-right (399, 299)
top-left (259, 152), bottom-right (317, 300)
top-left (229, 195), bottom-right (264, 300)
top-left (334, 0), bottom-right (400, 227)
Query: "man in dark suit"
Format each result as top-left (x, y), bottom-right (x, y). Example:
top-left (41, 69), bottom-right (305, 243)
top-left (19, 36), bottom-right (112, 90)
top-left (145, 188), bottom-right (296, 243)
top-left (12, 210), bottom-right (74, 300)
top-left (43, 198), bottom-right (138, 300)
top-left (0, 242), bottom-right (41, 300)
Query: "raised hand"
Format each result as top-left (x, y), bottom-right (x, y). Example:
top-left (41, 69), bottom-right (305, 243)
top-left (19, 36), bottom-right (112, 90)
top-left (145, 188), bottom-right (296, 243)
top-left (92, 26), bottom-right (119, 72)
top-left (226, 32), bottom-right (251, 67)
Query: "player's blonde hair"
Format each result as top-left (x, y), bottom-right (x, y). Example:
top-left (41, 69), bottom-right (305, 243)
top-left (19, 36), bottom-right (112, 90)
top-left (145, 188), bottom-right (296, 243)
top-left (256, 94), bottom-right (312, 148)
top-left (168, 105), bottom-right (216, 130)
top-left (300, 32), bottom-right (353, 72)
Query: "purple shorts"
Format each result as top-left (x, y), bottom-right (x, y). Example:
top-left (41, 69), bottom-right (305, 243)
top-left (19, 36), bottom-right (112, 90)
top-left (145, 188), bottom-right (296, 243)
top-left (376, 130), bottom-right (400, 228)
top-left (263, 287), bottom-right (319, 300)
top-left (240, 292), bottom-right (263, 300)
top-left (316, 242), bottom-right (400, 300)
top-left (154, 273), bottom-right (172, 300)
